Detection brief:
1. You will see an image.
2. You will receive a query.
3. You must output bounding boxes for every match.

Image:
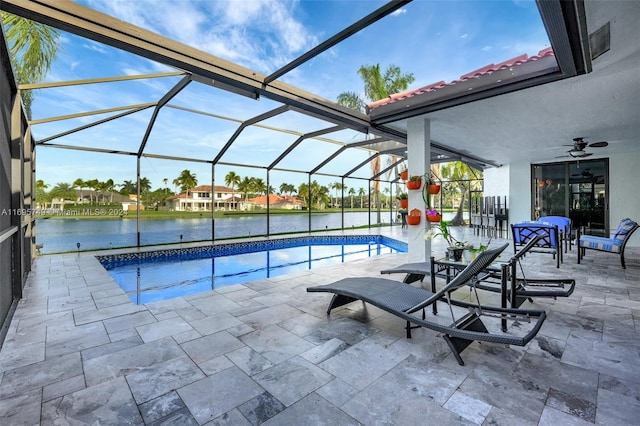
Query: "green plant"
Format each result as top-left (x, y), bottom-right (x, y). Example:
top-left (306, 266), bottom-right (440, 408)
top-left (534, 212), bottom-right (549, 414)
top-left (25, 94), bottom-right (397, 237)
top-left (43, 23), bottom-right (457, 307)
top-left (409, 175), bottom-right (422, 182)
top-left (467, 238), bottom-right (492, 254)
top-left (424, 220), bottom-right (467, 247)
top-left (396, 192), bottom-right (408, 200)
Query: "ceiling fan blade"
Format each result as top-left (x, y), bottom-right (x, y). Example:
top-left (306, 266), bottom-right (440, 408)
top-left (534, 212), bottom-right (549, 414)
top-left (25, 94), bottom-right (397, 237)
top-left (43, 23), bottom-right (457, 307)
top-left (589, 141), bottom-right (608, 148)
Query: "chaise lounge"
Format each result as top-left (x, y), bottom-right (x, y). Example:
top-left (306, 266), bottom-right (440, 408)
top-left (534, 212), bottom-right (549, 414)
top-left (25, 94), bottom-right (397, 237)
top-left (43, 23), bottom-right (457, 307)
top-left (380, 235), bottom-right (575, 310)
top-left (307, 244), bottom-right (547, 366)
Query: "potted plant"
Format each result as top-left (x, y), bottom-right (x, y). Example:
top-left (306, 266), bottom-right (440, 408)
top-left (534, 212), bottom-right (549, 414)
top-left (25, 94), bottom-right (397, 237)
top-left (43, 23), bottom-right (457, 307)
top-left (464, 238), bottom-right (492, 261)
top-left (424, 220), bottom-right (467, 260)
top-left (426, 173), bottom-right (441, 194)
top-left (396, 192), bottom-right (408, 209)
top-left (406, 175), bottom-right (422, 190)
top-left (426, 208), bottom-right (441, 222)
top-left (400, 167), bottom-right (408, 181)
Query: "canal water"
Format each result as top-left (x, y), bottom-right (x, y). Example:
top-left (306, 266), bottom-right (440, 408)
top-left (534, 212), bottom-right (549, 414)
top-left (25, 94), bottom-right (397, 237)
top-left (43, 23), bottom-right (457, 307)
top-left (36, 211), bottom-right (466, 253)
top-left (35, 211), bottom-right (392, 253)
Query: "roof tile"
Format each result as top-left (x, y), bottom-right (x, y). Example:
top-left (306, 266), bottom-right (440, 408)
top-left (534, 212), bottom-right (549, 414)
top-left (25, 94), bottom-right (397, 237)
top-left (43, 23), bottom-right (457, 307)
top-left (368, 49), bottom-right (555, 109)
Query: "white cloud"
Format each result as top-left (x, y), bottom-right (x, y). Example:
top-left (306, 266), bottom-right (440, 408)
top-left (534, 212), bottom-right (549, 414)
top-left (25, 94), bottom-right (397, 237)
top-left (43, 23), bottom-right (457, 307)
top-left (481, 45), bottom-right (493, 52)
top-left (85, 0), bottom-right (317, 73)
top-left (460, 33), bottom-right (468, 39)
top-left (391, 8), bottom-right (407, 16)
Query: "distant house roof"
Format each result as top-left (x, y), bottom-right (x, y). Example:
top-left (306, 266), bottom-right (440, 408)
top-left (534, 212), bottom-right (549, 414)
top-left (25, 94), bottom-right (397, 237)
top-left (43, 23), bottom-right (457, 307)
top-left (192, 185), bottom-right (235, 192)
top-left (168, 185), bottom-right (237, 200)
top-left (249, 194), bottom-right (303, 205)
top-left (368, 47), bottom-right (555, 110)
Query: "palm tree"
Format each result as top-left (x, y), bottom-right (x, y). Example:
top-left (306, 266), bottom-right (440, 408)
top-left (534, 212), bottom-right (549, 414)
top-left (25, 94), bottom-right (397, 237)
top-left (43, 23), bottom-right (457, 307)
top-left (36, 179), bottom-right (50, 209)
top-left (297, 183), bottom-right (310, 209)
top-left (348, 187), bottom-right (355, 209)
top-left (138, 177), bottom-right (152, 194)
top-left (172, 178), bottom-right (180, 195)
top-left (313, 182), bottom-right (330, 209)
top-left (104, 179), bottom-right (115, 202)
top-left (337, 63), bottom-right (413, 219)
top-left (441, 162), bottom-right (483, 226)
top-left (49, 182), bottom-right (77, 209)
top-left (336, 64), bottom-right (415, 114)
top-left (1, 12), bottom-right (61, 119)
top-left (371, 157), bottom-right (382, 221)
top-left (382, 187), bottom-right (390, 208)
top-left (86, 179), bottom-right (99, 203)
top-left (120, 180), bottom-right (136, 195)
top-left (73, 178), bottom-right (85, 203)
top-left (329, 182), bottom-right (345, 208)
top-left (176, 170), bottom-right (197, 195)
top-left (238, 177), bottom-right (252, 206)
top-left (97, 181), bottom-right (110, 204)
top-left (251, 178), bottom-right (267, 196)
top-left (224, 171), bottom-right (241, 196)
top-left (358, 187), bottom-right (366, 208)
top-left (279, 183), bottom-right (296, 197)
top-left (163, 178), bottom-right (169, 193)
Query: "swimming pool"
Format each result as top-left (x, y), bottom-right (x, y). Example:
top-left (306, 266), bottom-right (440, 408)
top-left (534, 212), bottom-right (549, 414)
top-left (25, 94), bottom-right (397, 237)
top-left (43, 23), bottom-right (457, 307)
top-left (97, 235), bottom-right (406, 304)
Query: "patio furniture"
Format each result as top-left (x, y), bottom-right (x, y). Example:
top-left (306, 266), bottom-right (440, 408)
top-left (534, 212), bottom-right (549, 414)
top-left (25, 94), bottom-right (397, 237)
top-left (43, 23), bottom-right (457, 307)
top-left (381, 235), bottom-right (574, 312)
top-left (511, 222), bottom-right (561, 268)
top-left (537, 216), bottom-right (572, 252)
top-left (501, 235), bottom-right (575, 308)
top-left (577, 218), bottom-right (639, 269)
top-left (307, 243), bottom-right (547, 366)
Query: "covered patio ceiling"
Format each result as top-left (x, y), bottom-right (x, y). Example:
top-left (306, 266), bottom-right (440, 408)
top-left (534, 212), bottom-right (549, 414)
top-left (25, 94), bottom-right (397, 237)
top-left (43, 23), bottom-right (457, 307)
top-left (2, 0), bottom-right (634, 185)
top-left (370, 1), bottom-right (640, 167)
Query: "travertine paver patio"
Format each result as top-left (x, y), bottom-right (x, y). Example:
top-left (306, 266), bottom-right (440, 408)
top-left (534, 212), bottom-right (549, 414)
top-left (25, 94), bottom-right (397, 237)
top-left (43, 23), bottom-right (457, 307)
top-left (1, 227), bottom-right (639, 425)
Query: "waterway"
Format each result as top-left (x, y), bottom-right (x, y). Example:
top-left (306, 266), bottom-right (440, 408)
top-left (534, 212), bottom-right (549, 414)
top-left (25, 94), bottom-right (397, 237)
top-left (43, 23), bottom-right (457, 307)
top-left (36, 210), bottom-right (466, 253)
top-left (36, 211), bottom-right (389, 253)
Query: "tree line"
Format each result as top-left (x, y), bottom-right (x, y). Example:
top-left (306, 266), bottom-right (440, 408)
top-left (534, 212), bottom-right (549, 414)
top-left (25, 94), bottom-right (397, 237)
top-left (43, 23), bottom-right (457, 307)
top-left (35, 168), bottom-right (390, 211)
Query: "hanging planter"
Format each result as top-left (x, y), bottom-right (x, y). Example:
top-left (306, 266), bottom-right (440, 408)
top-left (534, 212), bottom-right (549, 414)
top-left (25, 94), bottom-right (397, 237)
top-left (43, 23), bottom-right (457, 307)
top-left (406, 208), bottom-right (421, 225)
top-left (399, 199), bottom-right (409, 209)
top-left (426, 212), bottom-right (442, 223)
top-left (400, 170), bottom-right (408, 181)
top-left (406, 176), bottom-right (422, 190)
top-left (428, 184), bottom-right (441, 195)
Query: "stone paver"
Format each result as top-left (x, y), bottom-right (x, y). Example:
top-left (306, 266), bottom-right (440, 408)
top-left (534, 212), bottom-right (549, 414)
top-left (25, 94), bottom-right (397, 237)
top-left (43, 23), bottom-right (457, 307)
top-left (1, 228), bottom-right (639, 424)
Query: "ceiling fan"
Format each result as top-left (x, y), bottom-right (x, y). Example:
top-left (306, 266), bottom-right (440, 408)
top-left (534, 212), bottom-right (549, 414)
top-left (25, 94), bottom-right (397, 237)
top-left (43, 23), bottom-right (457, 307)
top-left (563, 137), bottom-right (609, 158)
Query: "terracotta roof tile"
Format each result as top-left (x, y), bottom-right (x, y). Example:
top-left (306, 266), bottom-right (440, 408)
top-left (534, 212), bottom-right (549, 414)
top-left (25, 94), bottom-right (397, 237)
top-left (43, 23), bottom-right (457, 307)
top-left (368, 48), bottom-right (555, 109)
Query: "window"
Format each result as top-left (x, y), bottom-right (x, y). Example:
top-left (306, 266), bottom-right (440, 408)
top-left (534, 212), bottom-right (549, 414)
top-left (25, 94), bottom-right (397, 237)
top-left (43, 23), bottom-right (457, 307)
top-left (532, 159), bottom-right (609, 233)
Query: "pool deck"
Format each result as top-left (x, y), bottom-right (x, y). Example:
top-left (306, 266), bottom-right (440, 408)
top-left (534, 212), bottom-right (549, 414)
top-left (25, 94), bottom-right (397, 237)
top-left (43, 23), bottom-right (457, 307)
top-left (1, 226), bottom-right (639, 425)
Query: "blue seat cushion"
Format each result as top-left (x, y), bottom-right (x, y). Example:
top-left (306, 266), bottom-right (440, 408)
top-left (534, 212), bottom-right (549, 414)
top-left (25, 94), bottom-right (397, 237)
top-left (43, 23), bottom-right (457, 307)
top-left (579, 235), bottom-right (621, 253)
top-left (613, 219), bottom-right (637, 245)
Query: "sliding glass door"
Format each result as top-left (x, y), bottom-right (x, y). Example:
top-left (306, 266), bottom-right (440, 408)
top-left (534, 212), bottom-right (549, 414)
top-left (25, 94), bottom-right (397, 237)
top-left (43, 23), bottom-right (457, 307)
top-left (532, 159), bottom-right (609, 233)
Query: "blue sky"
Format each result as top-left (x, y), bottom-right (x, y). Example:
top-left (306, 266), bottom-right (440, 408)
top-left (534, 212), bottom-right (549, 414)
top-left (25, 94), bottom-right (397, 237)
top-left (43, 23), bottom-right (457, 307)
top-left (28, 0), bottom-right (550, 193)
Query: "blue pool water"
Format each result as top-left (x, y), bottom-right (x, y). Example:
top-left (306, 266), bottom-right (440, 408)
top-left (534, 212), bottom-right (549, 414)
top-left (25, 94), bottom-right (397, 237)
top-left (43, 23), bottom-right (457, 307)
top-left (97, 235), bottom-right (406, 304)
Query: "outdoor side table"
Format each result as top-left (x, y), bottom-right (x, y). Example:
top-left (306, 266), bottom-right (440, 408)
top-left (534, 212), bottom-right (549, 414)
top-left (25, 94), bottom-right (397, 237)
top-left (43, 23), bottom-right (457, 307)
top-left (430, 256), bottom-right (510, 330)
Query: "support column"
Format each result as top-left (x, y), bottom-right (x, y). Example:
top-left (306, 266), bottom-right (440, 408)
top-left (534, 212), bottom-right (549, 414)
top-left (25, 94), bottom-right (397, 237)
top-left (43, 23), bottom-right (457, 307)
top-left (406, 117), bottom-right (431, 262)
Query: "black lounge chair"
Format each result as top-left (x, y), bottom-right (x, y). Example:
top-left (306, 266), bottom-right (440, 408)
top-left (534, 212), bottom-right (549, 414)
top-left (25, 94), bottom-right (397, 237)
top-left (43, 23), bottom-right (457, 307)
top-left (307, 243), bottom-right (547, 366)
top-left (380, 235), bottom-right (575, 310)
top-left (502, 234), bottom-right (575, 308)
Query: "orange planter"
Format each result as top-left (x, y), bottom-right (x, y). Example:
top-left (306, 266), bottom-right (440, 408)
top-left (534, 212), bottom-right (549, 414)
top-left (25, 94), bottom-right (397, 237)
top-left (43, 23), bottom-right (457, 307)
top-left (406, 215), bottom-right (421, 225)
top-left (407, 208), bottom-right (421, 225)
top-left (406, 179), bottom-right (422, 190)
top-left (399, 199), bottom-right (408, 209)
top-left (400, 170), bottom-right (408, 180)
top-left (428, 184), bottom-right (441, 195)
top-left (426, 213), bottom-right (442, 223)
